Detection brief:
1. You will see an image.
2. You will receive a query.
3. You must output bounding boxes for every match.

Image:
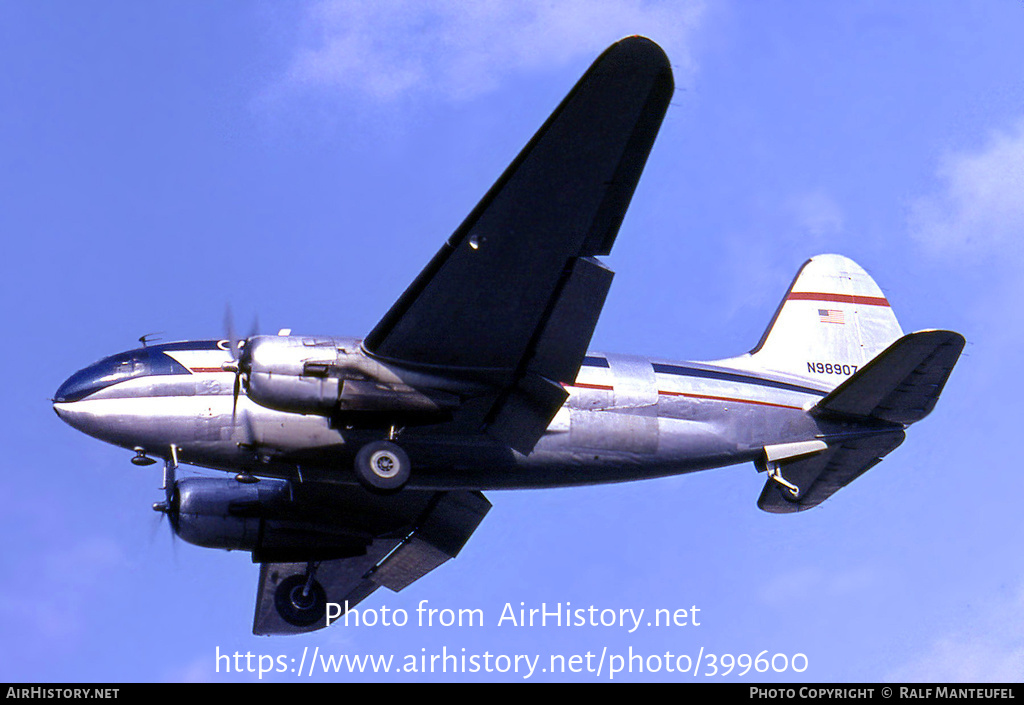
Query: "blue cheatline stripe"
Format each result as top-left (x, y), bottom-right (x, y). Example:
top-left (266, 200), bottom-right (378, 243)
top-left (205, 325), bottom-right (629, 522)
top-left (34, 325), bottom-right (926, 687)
top-left (651, 362), bottom-right (827, 397)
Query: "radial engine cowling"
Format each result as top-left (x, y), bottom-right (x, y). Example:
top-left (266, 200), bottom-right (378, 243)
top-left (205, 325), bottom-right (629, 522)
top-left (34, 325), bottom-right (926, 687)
top-left (171, 477), bottom-right (370, 562)
top-left (173, 477), bottom-right (291, 552)
top-left (242, 335), bottom-right (463, 422)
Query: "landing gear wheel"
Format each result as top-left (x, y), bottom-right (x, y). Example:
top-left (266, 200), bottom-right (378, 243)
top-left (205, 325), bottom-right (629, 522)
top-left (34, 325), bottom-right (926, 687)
top-left (355, 440), bottom-right (411, 493)
top-left (274, 574), bottom-right (327, 627)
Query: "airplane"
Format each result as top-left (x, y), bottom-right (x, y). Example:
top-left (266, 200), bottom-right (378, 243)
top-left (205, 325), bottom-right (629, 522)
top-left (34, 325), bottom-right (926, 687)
top-left (51, 37), bottom-right (964, 635)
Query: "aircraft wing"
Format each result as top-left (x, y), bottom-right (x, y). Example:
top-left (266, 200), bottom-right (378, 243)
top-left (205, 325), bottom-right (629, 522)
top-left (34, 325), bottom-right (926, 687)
top-left (253, 489), bottom-right (490, 635)
top-left (757, 430), bottom-right (906, 513)
top-left (363, 36), bottom-right (674, 453)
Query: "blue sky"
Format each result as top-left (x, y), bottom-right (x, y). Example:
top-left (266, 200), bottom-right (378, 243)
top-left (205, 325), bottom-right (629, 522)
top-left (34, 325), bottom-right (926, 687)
top-left (2, 0), bottom-right (1024, 682)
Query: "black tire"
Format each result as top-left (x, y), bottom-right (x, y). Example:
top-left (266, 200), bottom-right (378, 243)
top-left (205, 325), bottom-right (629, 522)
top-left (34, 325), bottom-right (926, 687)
top-left (354, 440), bottom-right (411, 493)
top-left (274, 574), bottom-right (327, 627)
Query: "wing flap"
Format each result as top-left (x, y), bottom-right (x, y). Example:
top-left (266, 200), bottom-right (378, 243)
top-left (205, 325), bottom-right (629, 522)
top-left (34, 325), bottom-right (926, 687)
top-left (476, 255), bottom-right (614, 453)
top-left (526, 256), bottom-right (615, 385)
top-left (369, 489), bottom-right (491, 591)
top-left (485, 373), bottom-right (568, 454)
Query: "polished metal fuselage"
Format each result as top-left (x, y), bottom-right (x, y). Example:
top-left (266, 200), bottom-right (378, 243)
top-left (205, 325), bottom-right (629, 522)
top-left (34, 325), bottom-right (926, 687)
top-left (52, 336), bottom-right (851, 490)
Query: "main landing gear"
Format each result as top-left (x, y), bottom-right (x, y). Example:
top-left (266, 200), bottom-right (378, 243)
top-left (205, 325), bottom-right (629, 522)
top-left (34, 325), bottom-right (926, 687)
top-left (274, 561), bottom-right (326, 627)
top-left (354, 440), bottom-right (411, 493)
top-left (353, 427), bottom-right (410, 493)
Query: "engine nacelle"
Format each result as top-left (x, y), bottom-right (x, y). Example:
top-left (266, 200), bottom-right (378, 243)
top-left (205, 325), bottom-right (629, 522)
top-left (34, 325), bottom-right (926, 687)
top-left (172, 477), bottom-right (370, 562)
top-left (173, 477), bottom-right (291, 551)
top-left (241, 335), bottom-right (466, 422)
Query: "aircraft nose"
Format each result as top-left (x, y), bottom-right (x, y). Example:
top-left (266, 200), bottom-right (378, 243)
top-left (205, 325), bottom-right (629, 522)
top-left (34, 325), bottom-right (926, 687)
top-left (54, 370), bottom-right (90, 404)
top-left (52, 398), bottom-right (114, 444)
top-left (53, 400), bottom-right (81, 430)
top-left (53, 376), bottom-right (72, 421)
top-left (53, 374), bottom-right (84, 427)
top-left (52, 376), bottom-right (99, 434)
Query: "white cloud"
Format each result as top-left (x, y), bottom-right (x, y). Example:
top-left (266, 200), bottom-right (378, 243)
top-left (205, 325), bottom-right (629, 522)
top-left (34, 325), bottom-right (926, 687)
top-left (907, 118), bottom-right (1024, 358)
top-left (277, 0), bottom-right (705, 102)
top-left (891, 638), bottom-right (1024, 683)
top-left (909, 120), bottom-right (1024, 264)
top-left (788, 190), bottom-right (844, 240)
top-left (887, 585), bottom-right (1024, 682)
top-left (758, 565), bottom-right (879, 606)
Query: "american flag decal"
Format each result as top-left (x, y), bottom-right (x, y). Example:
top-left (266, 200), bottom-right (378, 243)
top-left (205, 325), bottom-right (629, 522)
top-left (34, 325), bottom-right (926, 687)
top-left (819, 308), bottom-right (845, 324)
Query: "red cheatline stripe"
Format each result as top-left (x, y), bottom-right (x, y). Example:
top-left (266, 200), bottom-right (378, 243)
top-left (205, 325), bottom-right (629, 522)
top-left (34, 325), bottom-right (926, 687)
top-left (570, 382), bottom-right (615, 391)
top-left (787, 291), bottom-right (890, 306)
top-left (189, 367), bottom-right (225, 373)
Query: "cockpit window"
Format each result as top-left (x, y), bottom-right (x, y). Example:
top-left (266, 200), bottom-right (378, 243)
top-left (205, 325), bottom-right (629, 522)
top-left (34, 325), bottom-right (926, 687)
top-left (55, 348), bottom-right (190, 402)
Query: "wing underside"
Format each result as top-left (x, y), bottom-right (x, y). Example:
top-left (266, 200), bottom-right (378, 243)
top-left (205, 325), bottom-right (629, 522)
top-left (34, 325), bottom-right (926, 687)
top-left (253, 490), bottom-right (490, 635)
top-left (363, 36), bottom-right (674, 453)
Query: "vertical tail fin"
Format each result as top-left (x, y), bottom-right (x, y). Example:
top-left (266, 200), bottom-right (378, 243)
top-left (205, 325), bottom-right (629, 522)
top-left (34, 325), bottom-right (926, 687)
top-left (743, 255), bottom-right (964, 513)
top-left (727, 255), bottom-right (903, 386)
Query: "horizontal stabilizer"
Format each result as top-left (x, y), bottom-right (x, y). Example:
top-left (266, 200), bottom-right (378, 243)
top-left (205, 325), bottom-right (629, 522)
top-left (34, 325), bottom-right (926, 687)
top-left (758, 430), bottom-right (905, 513)
top-left (812, 330), bottom-right (965, 425)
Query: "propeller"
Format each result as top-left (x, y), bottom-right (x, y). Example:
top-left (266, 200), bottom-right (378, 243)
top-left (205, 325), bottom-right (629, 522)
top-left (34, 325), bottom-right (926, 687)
top-left (222, 305), bottom-right (258, 425)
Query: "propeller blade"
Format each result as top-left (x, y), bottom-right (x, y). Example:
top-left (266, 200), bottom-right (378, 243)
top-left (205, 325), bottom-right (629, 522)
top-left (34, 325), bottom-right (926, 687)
top-left (224, 304), bottom-right (240, 361)
top-left (246, 315), bottom-right (260, 345)
top-left (223, 305), bottom-right (259, 434)
top-left (232, 372), bottom-right (241, 425)
top-left (223, 304), bottom-right (259, 360)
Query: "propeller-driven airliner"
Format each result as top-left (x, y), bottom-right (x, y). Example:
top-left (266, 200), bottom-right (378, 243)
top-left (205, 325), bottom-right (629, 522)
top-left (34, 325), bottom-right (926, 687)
top-left (52, 37), bottom-right (964, 634)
